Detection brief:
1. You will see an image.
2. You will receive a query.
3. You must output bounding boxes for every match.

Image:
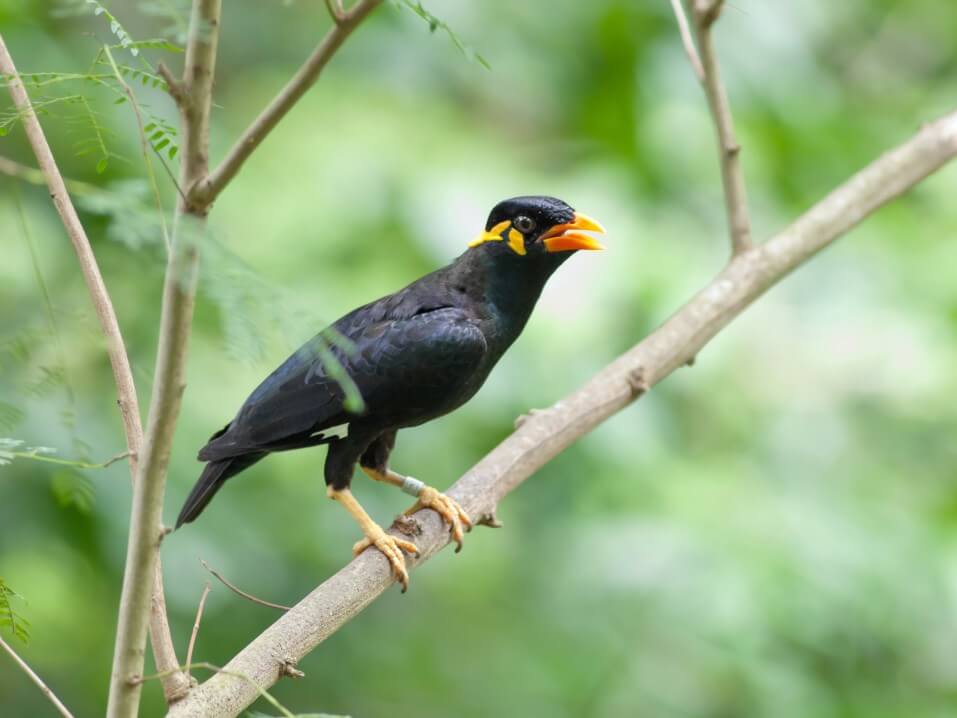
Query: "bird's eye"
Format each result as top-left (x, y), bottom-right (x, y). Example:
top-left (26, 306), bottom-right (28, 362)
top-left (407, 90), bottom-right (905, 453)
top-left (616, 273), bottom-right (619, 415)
top-left (513, 216), bottom-right (536, 234)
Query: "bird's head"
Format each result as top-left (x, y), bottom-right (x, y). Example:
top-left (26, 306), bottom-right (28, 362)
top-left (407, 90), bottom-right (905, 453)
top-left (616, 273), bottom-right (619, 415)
top-left (469, 196), bottom-right (605, 258)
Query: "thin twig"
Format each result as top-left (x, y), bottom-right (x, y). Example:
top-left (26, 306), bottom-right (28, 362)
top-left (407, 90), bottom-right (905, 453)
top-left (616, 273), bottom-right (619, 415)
top-left (0, 32), bottom-right (192, 706)
top-left (157, 61), bottom-right (187, 106)
top-left (8, 449), bottom-right (131, 471)
top-left (195, 0), bottom-right (382, 205)
top-left (136, 662), bottom-right (296, 718)
top-left (689, 0), bottom-right (752, 255)
top-left (186, 583), bottom-right (211, 675)
top-left (0, 636), bottom-right (76, 718)
top-left (102, 44), bottom-right (171, 251)
top-left (323, 0), bottom-right (345, 23)
top-left (668, 0), bottom-right (704, 80)
top-left (168, 108), bottom-right (957, 718)
top-left (201, 560), bottom-right (291, 611)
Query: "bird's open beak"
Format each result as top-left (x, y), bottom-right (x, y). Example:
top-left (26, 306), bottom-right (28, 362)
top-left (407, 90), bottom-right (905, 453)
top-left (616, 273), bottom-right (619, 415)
top-left (542, 212), bottom-right (606, 253)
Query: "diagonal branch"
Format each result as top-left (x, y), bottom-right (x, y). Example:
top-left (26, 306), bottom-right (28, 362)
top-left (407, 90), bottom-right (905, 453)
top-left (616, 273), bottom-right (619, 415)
top-left (668, 0), bottom-right (704, 80)
top-left (1, 636), bottom-right (76, 718)
top-left (194, 0), bottom-right (382, 206)
top-left (677, 0), bottom-right (753, 255)
top-left (168, 109), bottom-right (957, 718)
top-left (0, 33), bottom-right (192, 706)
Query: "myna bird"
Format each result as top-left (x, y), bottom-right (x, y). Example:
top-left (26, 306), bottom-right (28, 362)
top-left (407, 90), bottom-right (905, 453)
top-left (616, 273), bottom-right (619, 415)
top-left (176, 195), bottom-right (605, 590)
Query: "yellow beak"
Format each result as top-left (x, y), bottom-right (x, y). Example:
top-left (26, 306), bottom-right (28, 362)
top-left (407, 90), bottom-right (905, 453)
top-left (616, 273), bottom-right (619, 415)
top-left (542, 212), bottom-right (606, 253)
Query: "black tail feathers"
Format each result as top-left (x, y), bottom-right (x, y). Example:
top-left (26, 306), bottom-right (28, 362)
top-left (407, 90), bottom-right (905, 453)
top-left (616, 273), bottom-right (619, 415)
top-left (175, 453), bottom-right (265, 528)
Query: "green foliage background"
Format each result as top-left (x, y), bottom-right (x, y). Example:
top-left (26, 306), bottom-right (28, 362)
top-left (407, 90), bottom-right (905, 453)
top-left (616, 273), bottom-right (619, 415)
top-left (2, 0), bottom-right (957, 716)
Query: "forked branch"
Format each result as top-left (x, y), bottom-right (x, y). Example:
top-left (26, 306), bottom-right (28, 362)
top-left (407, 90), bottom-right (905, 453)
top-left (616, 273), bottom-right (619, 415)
top-left (107, 0), bottom-right (384, 713)
top-left (670, 0), bottom-right (752, 255)
top-left (0, 32), bottom-right (191, 705)
top-left (168, 110), bottom-right (957, 718)
top-left (668, 0), bottom-right (703, 80)
top-left (194, 0), bottom-right (382, 205)
top-left (106, 1), bottom-right (223, 716)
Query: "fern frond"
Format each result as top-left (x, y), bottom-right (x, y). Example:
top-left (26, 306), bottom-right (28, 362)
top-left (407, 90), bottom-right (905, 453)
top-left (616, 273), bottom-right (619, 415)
top-left (72, 94), bottom-right (116, 173)
top-left (106, 38), bottom-right (183, 53)
top-left (0, 402), bottom-right (24, 433)
top-left (93, 61), bottom-right (169, 90)
top-left (81, 0), bottom-right (141, 57)
top-left (0, 94), bottom-right (87, 136)
top-left (201, 238), bottom-right (366, 412)
top-left (75, 179), bottom-right (167, 250)
top-left (51, 470), bottom-right (96, 513)
top-left (396, 0), bottom-right (490, 69)
top-left (0, 326), bottom-right (50, 369)
top-left (5, 71), bottom-right (116, 89)
top-left (25, 366), bottom-right (67, 398)
top-left (0, 579), bottom-right (30, 644)
top-left (0, 437), bottom-right (127, 471)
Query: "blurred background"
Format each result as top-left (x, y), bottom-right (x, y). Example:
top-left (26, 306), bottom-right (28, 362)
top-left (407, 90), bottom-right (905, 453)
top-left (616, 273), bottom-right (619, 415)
top-left (2, 0), bottom-right (957, 716)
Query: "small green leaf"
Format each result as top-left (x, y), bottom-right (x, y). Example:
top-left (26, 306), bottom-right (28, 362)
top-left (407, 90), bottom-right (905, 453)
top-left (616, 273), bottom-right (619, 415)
top-left (154, 138), bottom-right (170, 151)
top-left (113, 96), bottom-right (126, 104)
top-left (0, 579), bottom-right (31, 644)
top-left (168, 146), bottom-right (178, 160)
top-left (96, 157), bottom-right (108, 174)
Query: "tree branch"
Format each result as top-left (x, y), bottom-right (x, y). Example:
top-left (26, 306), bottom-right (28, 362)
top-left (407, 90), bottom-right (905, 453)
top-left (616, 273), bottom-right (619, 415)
top-left (668, 0), bottom-right (704, 81)
top-left (685, 0), bottom-right (752, 255)
top-left (106, 2), bottom-right (222, 716)
top-left (0, 33), bottom-right (144, 516)
top-left (167, 109), bottom-right (957, 718)
top-left (0, 33), bottom-right (192, 706)
top-left (0, 636), bottom-right (76, 718)
top-left (194, 0), bottom-right (382, 206)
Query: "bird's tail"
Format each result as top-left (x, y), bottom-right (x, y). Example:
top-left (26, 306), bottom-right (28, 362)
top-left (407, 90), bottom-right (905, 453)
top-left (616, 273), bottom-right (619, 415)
top-left (175, 453), bottom-right (265, 528)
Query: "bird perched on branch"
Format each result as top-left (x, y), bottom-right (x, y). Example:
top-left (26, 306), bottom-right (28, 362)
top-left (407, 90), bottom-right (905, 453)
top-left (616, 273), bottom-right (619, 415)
top-left (176, 196), bottom-right (605, 590)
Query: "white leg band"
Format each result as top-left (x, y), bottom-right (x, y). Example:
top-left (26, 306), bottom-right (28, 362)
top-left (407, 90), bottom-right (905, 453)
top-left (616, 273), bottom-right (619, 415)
top-left (400, 475), bottom-right (425, 497)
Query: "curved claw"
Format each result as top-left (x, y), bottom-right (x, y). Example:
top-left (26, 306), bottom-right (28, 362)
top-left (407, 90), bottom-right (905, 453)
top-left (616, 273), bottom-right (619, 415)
top-left (406, 487), bottom-right (473, 553)
top-left (353, 532), bottom-right (420, 592)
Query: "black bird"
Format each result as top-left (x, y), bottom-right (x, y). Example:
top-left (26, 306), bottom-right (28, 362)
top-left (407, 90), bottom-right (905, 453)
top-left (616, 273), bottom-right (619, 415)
top-left (177, 196), bottom-right (604, 589)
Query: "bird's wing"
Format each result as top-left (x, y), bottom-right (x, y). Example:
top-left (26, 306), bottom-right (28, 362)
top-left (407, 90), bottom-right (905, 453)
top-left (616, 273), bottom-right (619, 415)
top-left (342, 305), bottom-right (488, 416)
top-left (198, 303), bottom-right (486, 461)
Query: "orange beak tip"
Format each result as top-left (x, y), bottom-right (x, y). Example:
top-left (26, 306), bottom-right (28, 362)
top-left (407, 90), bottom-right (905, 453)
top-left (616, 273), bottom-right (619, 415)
top-left (571, 211), bottom-right (606, 235)
top-left (543, 233), bottom-right (605, 253)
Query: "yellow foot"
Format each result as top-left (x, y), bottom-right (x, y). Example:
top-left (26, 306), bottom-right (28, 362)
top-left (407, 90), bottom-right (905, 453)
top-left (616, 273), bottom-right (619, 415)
top-left (353, 528), bottom-right (420, 592)
top-left (405, 487), bottom-right (473, 553)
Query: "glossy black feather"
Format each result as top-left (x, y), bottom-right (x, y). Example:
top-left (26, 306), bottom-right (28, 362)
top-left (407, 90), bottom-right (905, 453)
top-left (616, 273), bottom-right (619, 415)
top-left (177, 196), bottom-right (582, 526)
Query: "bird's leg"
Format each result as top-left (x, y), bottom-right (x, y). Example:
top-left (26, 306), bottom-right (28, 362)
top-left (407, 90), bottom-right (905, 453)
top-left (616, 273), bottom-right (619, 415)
top-left (326, 486), bottom-right (419, 592)
top-left (360, 467), bottom-right (473, 552)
